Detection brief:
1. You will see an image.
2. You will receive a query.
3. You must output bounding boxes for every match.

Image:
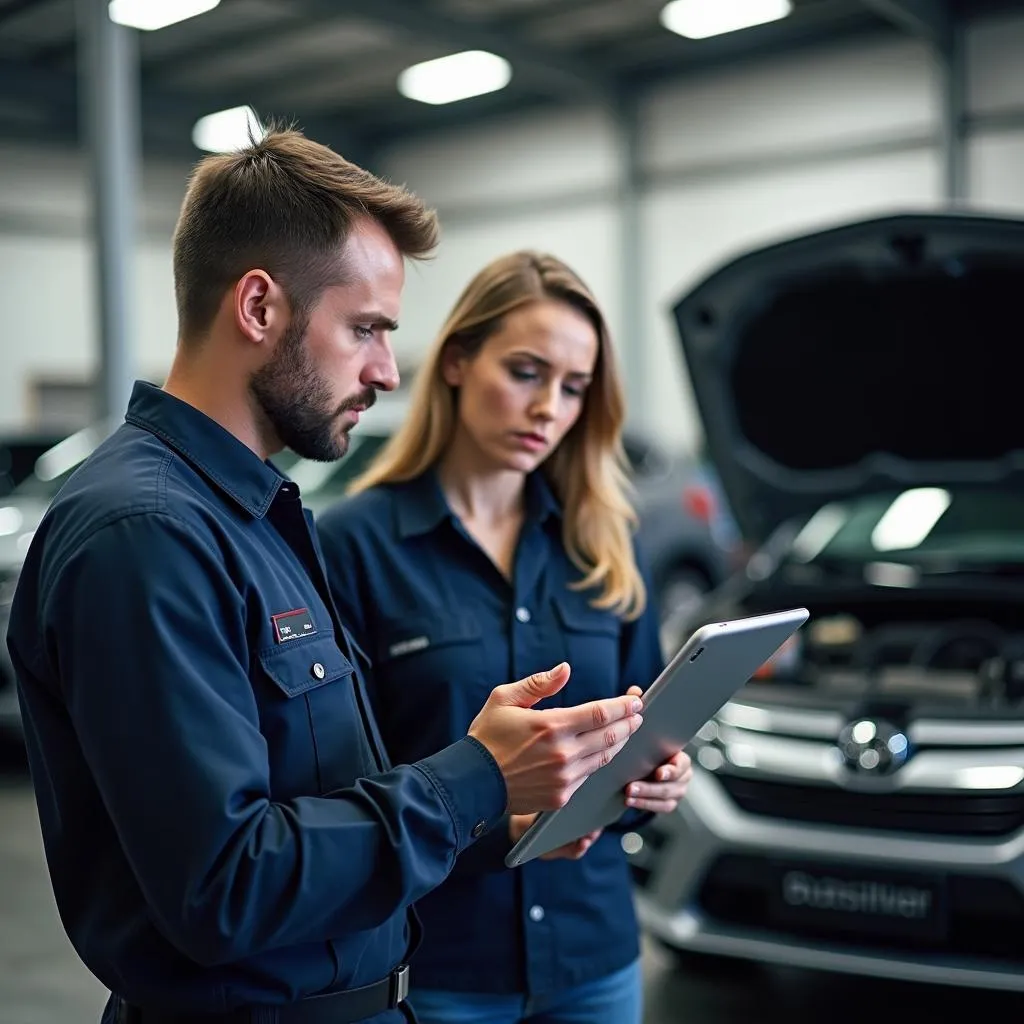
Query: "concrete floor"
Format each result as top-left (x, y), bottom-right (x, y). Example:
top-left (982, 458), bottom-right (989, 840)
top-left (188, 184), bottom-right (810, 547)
top-left (2, 740), bottom-right (1022, 1024)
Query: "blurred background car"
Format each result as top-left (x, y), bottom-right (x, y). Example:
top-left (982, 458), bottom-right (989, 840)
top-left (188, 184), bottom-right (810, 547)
top-left (627, 211), bottom-right (1024, 994)
top-left (0, 432), bottom-right (68, 498)
top-left (0, 398), bottom-right (736, 738)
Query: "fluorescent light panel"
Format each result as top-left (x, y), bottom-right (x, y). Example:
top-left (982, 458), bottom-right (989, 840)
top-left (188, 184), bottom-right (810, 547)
top-left (661, 0), bottom-right (792, 40)
top-left (871, 487), bottom-right (951, 552)
top-left (192, 105), bottom-right (265, 153)
top-left (398, 50), bottom-right (512, 106)
top-left (108, 0), bottom-right (221, 32)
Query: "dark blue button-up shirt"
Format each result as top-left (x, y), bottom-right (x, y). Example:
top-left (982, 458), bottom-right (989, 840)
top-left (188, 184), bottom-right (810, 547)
top-left (317, 471), bottom-right (664, 996)
top-left (6, 383), bottom-right (507, 1018)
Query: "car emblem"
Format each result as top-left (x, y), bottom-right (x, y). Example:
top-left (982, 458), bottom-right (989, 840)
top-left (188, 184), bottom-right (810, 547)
top-left (837, 718), bottom-right (910, 775)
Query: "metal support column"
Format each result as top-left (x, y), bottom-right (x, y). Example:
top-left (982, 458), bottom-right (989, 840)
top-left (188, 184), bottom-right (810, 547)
top-left (938, 14), bottom-right (967, 204)
top-left (76, 0), bottom-right (140, 423)
top-left (613, 92), bottom-right (648, 436)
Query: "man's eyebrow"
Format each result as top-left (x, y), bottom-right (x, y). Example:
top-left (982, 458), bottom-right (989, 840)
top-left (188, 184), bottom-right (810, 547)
top-left (352, 311), bottom-right (399, 332)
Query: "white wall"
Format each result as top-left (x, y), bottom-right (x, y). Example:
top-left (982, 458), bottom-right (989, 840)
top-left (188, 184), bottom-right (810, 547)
top-left (2, 11), bottom-right (1024, 445)
top-left (0, 144), bottom-right (187, 430)
top-left (383, 33), bottom-right (949, 449)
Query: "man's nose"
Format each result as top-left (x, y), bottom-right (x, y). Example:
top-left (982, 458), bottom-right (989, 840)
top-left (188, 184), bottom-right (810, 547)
top-left (363, 336), bottom-right (400, 392)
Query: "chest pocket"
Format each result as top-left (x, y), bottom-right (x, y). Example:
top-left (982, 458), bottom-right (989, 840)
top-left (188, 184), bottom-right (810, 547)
top-left (553, 596), bottom-right (623, 701)
top-left (372, 612), bottom-right (486, 760)
top-left (258, 633), bottom-right (377, 797)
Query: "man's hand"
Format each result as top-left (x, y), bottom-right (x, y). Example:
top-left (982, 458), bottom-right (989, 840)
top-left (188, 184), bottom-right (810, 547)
top-left (468, 662), bottom-right (644, 814)
top-left (620, 685), bottom-right (693, 814)
top-left (508, 813), bottom-right (602, 861)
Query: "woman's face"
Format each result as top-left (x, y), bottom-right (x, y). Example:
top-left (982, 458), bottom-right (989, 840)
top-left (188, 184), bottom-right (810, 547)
top-left (443, 298), bottom-right (600, 474)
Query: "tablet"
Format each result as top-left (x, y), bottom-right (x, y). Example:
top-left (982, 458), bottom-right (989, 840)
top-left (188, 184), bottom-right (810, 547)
top-left (505, 607), bottom-right (809, 868)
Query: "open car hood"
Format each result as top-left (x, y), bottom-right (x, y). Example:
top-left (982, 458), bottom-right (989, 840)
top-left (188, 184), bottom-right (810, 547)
top-left (672, 212), bottom-right (1024, 543)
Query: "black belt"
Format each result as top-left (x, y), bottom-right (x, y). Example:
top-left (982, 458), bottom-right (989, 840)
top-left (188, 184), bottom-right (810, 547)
top-left (117, 964), bottom-right (410, 1024)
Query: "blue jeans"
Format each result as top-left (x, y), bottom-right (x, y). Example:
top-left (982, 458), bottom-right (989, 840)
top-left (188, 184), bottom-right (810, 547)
top-left (408, 960), bottom-right (642, 1024)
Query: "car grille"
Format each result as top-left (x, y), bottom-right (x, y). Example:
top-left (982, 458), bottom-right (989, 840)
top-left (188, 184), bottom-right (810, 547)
top-left (698, 853), bottom-right (1024, 964)
top-left (719, 775), bottom-right (1024, 837)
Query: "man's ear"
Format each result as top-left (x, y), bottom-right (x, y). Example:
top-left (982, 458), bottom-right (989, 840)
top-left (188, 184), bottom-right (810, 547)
top-left (234, 271), bottom-right (287, 347)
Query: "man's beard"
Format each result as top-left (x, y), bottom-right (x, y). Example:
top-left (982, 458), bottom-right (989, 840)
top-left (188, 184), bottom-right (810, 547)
top-left (249, 318), bottom-right (375, 462)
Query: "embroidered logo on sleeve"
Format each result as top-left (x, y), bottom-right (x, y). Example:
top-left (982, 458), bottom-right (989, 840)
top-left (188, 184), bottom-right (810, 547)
top-left (388, 635), bottom-right (429, 658)
top-left (271, 607), bottom-right (317, 643)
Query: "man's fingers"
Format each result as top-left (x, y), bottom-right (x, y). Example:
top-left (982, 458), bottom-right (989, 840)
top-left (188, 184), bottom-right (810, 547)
top-left (566, 735), bottom-right (633, 791)
top-left (558, 694), bottom-right (643, 737)
top-left (570, 709), bottom-right (643, 763)
top-left (491, 662), bottom-right (571, 708)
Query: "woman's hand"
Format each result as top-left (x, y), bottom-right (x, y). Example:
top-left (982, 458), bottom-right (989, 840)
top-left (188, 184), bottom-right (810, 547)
top-left (509, 814), bottom-right (602, 861)
top-left (621, 685), bottom-right (694, 814)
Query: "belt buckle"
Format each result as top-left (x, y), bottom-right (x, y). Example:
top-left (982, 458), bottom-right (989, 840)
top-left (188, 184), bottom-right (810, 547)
top-left (389, 963), bottom-right (410, 1006)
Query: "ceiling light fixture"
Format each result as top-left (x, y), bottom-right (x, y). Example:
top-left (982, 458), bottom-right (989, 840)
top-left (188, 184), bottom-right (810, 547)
top-left (398, 50), bottom-right (512, 106)
top-left (108, 0), bottom-right (221, 32)
top-left (660, 0), bottom-right (793, 40)
top-left (191, 105), bottom-right (265, 153)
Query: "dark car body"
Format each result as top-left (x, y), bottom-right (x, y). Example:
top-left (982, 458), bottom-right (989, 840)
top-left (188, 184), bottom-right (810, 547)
top-left (629, 212), bottom-right (1024, 993)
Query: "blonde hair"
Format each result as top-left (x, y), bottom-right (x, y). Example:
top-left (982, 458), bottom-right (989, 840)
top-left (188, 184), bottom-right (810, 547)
top-left (349, 250), bottom-right (646, 619)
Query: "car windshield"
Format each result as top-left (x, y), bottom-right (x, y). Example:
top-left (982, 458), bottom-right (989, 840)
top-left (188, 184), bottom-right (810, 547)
top-left (788, 487), bottom-right (1024, 570)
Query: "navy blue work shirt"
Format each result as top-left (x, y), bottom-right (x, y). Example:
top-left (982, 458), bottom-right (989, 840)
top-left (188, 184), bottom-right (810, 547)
top-left (5, 382), bottom-right (508, 1018)
top-left (317, 470), bottom-right (664, 997)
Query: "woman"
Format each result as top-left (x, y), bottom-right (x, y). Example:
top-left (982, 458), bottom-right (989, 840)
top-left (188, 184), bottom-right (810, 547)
top-left (317, 251), bottom-right (692, 1024)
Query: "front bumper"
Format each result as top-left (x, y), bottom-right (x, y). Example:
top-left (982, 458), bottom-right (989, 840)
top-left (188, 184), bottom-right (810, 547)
top-left (631, 768), bottom-right (1024, 992)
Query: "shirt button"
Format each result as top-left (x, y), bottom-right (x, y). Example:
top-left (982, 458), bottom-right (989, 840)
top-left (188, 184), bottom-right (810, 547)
top-left (515, 606), bottom-right (531, 624)
top-left (311, 662), bottom-right (326, 680)
top-left (471, 821), bottom-right (486, 839)
top-left (529, 904), bottom-right (545, 922)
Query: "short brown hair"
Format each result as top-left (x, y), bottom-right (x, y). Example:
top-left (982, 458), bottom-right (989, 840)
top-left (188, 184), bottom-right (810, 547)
top-left (172, 124), bottom-right (439, 341)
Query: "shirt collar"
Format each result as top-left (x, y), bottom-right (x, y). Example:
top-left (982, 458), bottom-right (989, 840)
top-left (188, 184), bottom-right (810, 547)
top-left (124, 380), bottom-right (286, 519)
top-left (394, 466), bottom-right (563, 540)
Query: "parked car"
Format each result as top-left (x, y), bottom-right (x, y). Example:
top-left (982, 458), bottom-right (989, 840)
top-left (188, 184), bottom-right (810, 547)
top-left (627, 212), bottom-right (1024, 993)
top-left (0, 398), bottom-right (732, 736)
top-left (0, 422), bottom-right (112, 733)
top-left (0, 431), bottom-right (70, 497)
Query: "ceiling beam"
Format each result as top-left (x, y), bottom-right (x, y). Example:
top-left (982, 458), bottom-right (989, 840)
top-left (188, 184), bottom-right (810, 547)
top-left (0, 51), bottom-right (373, 164)
top-left (0, 0), bottom-right (50, 30)
top-left (0, 56), bottom-right (228, 157)
top-left (290, 0), bottom-right (616, 103)
top-left (144, 6), bottom-right (311, 77)
top-left (861, 0), bottom-right (949, 40)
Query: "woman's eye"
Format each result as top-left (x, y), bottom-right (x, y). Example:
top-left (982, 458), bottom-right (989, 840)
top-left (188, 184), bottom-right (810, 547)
top-left (509, 367), bottom-right (537, 382)
top-left (562, 384), bottom-right (586, 398)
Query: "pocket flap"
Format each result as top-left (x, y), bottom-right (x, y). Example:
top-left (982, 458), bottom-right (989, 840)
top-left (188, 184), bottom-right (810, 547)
top-left (259, 635), bottom-right (354, 698)
top-left (553, 595), bottom-right (620, 637)
top-left (378, 612), bottom-right (481, 662)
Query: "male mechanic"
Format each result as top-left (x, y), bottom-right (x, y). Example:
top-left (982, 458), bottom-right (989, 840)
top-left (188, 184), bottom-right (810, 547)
top-left (5, 128), bottom-right (644, 1024)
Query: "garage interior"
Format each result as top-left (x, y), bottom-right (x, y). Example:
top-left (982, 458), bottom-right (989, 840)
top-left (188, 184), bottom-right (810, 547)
top-left (4, 0), bottom-right (1024, 1021)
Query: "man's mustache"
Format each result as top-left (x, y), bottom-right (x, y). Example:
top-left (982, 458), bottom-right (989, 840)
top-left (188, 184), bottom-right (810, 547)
top-left (336, 389), bottom-right (377, 417)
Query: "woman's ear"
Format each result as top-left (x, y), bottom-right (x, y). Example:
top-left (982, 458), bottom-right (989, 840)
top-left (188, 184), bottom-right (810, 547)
top-left (440, 343), bottom-right (465, 388)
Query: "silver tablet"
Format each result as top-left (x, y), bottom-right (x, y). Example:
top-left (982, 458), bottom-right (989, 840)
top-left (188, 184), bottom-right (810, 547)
top-left (505, 607), bottom-right (809, 868)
